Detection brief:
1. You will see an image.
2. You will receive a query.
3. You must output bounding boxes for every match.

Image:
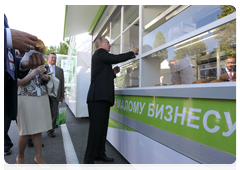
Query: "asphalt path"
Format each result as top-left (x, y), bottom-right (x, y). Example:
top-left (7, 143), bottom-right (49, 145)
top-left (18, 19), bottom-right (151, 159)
top-left (4, 102), bottom-right (129, 165)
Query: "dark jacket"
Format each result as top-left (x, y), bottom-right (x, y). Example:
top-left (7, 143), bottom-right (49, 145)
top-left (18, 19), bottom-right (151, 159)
top-left (4, 14), bottom-right (24, 120)
top-left (87, 48), bottom-right (135, 106)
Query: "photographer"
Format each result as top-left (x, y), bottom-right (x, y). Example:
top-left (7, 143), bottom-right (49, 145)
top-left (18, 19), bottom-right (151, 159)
top-left (16, 65), bottom-right (52, 164)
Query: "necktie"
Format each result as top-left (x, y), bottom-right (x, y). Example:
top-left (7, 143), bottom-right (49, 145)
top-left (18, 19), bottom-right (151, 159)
top-left (229, 71), bottom-right (232, 81)
top-left (6, 50), bottom-right (15, 80)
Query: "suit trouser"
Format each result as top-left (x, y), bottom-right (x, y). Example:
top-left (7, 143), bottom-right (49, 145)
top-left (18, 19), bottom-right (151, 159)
top-left (49, 96), bottom-right (58, 132)
top-left (84, 100), bottom-right (111, 163)
top-left (4, 113), bottom-right (13, 151)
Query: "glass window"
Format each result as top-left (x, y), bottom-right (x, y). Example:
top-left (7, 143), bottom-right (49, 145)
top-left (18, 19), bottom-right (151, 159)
top-left (111, 10), bottom-right (121, 43)
top-left (115, 60), bottom-right (139, 88)
top-left (141, 20), bottom-right (236, 87)
top-left (143, 5), bottom-right (236, 54)
top-left (123, 21), bottom-right (139, 53)
top-left (101, 26), bottom-right (110, 41)
top-left (123, 5), bottom-right (139, 31)
top-left (111, 37), bottom-right (121, 54)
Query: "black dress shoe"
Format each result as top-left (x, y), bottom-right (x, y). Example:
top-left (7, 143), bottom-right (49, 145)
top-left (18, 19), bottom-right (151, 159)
top-left (84, 162), bottom-right (97, 170)
top-left (4, 149), bottom-right (11, 156)
top-left (95, 156), bottom-right (114, 162)
top-left (47, 131), bottom-right (56, 137)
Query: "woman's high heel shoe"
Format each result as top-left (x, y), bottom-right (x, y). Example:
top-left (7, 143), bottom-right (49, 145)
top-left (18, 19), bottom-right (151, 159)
top-left (16, 157), bottom-right (27, 170)
top-left (34, 157), bottom-right (50, 169)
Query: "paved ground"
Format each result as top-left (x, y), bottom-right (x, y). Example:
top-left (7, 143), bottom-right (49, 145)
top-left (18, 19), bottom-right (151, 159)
top-left (4, 102), bottom-right (129, 164)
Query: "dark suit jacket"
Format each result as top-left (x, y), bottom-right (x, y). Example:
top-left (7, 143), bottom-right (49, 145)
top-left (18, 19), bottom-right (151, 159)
top-left (87, 48), bottom-right (135, 106)
top-left (55, 66), bottom-right (64, 102)
top-left (47, 64), bottom-right (65, 103)
top-left (220, 68), bottom-right (236, 81)
top-left (4, 14), bottom-right (23, 120)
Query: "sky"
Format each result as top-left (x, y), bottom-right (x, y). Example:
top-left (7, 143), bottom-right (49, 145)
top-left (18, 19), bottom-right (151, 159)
top-left (3, 1), bottom-right (66, 47)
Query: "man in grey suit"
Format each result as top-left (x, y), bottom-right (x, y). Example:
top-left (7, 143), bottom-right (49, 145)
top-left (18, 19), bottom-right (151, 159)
top-left (46, 53), bottom-right (65, 137)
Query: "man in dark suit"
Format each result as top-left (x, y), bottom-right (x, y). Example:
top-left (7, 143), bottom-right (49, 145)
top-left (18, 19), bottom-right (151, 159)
top-left (46, 53), bottom-right (65, 137)
top-left (4, 14), bottom-right (45, 156)
top-left (84, 37), bottom-right (139, 164)
top-left (220, 57), bottom-right (236, 81)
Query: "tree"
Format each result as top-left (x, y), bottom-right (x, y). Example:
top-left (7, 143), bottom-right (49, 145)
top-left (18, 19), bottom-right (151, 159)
top-left (44, 39), bottom-right (70, 55)
top-left (151, 31), bottom-right (168, 62)
top-left (57, 39), bottom-right (70, 55)
top-left (173, 37), bottom-right (207, 61)
top-left (213, 5), bottom-right (236, 58)
top-left (45, 45), bottom-right (57, 55)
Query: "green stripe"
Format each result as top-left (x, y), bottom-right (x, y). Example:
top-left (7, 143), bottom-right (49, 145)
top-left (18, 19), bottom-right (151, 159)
top-left (108, 118), bottom-right (137, 132)
top-left (63, 5), bottom-right (68, 39)
top-left (88, 5), bottom-right (107, 35)
top-left (111, 95), bottom-right (236, 155)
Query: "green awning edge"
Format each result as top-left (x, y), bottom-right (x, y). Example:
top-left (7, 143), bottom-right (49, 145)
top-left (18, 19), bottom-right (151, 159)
top-left (63, 5), bottom-right (68, 40)
top-left (88, 5), bottom-right (107, 35)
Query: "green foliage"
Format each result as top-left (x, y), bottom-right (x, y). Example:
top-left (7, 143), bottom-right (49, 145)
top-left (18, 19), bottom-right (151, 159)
top-left (213, 5), bottom-right (236, 58)
top-left (44, 39), bottom-right (70, 55)
top-left (174, 37), bottom-right (207, 60)
top-left (151, 31), bottom-right (168, 61)
top-left (217, 5), bottom-right (236, 19)
top-left (45, 45), bottom-right (57, 55)
top-left (57, 39), bottom-right (70, 55)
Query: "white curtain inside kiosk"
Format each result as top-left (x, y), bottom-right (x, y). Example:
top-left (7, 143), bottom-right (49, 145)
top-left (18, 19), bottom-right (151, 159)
top-left (64, 33), bottom-right (91, 117)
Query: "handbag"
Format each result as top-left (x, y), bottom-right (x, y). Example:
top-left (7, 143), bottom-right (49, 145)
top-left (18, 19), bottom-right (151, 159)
top-left (47, 71), bottom-right (60, 97)
top-left (56, 107), bottom-right (66, 125)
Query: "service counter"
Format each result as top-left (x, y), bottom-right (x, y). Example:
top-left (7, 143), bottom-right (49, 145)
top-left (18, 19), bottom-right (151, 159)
top-left (107, 82), bottom-right (236, 164)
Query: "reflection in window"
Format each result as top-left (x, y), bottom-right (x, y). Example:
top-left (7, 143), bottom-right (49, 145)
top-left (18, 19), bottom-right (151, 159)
top-left (115, 60), bottom-right (139, 88)
top-left (143, 5), bottom-right (235, 54)
top-left (123, 21), bottom-right (139, 53)
top-left (111, 37), bottom-right (120, 54)
top-left (111, 10), bottom-right (121, 43)
top-left (123, 5), bottom-right (139, 31)
top-left (141, 20), bottom-right (236, 87)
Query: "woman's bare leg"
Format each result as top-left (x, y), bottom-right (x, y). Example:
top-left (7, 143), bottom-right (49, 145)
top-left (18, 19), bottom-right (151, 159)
top-left (16, 135), bottom-right (30, 164)
top-left (32, 133), bottom-right (46, 164)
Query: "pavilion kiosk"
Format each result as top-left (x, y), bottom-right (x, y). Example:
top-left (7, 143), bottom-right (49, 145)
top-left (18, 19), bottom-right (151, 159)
top-left (64, 5), bottom-right (236, 164)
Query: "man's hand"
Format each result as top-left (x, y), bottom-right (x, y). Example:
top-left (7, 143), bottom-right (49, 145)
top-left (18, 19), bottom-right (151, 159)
top-left (21, 53), bottom-right (45, 69)
top-left (41, 74), bottom-right (49, 81)
top-left (131, 48), bottom-right (139, 55)
top-left (113, 66), bottom-right (120, 74)
top-left (11, 29), bottom-right (38, 52)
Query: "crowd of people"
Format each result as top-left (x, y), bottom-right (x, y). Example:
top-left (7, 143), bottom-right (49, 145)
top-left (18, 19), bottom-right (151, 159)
top-left (4, 14), bottom-right (65, 164)
top-left (4, 14), bottom-right (139, 164)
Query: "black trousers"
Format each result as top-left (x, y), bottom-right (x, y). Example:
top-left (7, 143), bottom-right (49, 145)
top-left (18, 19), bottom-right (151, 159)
top-left (84, 100), bottom-right (111, 163)
top-left (49, 96), bottom-right (58, 132)
top-left (4, 113), bottom-right (13, 152)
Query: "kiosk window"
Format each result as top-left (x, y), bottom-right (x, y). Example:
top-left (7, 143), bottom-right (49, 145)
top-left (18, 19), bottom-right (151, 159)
top-left (141, 20), bottom-right (236, 86)
top-left (111, 10), bottom-right (121, 43)
top-left (123, 5), bottom-right (139, 31)
top-left (115, 60), bottom-right (139, 88)
top-left (123, 21), bottom-right (139, 53)
top-left (143, 5), bottom-right (235, 54)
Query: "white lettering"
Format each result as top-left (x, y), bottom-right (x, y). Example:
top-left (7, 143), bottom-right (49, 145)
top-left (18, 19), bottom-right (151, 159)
top-left (121, 100), bottom-right (125, 110)
top-left (139, 102), bottom-right (145, 114)
top-left (174, 106), bottom-right (186, 125)
top-left (133, 102), bottom-right (139, 113)
top-left (222, 112), bottom-right (236, 137)
top-left (155, 104), bottom-right (164, 119)
top-left (187, 108), bottom-right (201, 129)
top-left (164, 105), bottom-right (173, 122)
top-left (117, 100), bottom-right (121, 108)
top-left (203, 110), bottom-right (220, 133)
top-left (148, 103), bottom-right (155, 117)
top-left (125, 100), bottom-right (129, 111)
top-left (128, 101), bottom-right (133, 112)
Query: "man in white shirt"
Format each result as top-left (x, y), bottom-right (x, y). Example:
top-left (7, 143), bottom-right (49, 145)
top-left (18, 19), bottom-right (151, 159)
top-left (46, 53), bottom-right (65, 137)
